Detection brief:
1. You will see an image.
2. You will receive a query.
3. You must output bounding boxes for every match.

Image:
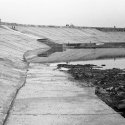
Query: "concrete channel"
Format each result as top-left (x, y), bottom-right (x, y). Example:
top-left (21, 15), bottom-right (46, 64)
top-left (4, 63), bottom-right (125, 125)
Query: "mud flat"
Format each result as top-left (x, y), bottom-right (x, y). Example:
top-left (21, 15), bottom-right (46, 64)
top-left (57, 63), bottom-right (125, 118)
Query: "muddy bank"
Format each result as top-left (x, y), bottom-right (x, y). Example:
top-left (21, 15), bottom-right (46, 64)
top-left (57, 64), bottom-right (125, 117)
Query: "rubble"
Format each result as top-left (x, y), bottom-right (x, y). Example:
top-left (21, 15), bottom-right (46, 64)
top-left (57, 63), bottom-right (125, 117)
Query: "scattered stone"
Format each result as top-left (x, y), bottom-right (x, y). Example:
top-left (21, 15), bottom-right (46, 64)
top-left (57, 63), bottom-right (125, 117)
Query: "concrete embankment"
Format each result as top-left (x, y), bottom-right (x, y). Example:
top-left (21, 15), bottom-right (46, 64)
top-left (0, 25), bottom-right (44, 125)
top-left (0, 58), bottom-right (28, 125)
top-left (1, 25), bottom-right (125, 125)
top-left (5, 63), bottom-right (125, 125)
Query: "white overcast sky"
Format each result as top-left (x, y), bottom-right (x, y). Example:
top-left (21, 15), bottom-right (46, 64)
top-left (0, 0), bottom-right (125, 27)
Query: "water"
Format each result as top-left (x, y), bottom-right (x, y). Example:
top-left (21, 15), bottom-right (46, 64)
top-left (70, 58), bottom-right (125, 69)
top-left (50, 58), bottom-right (125, 69)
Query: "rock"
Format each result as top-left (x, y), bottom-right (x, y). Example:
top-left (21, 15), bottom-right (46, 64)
top-left (57, 63), bottom-right (125, 117)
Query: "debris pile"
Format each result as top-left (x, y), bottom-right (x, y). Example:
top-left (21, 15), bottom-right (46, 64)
top-left (57, 64), bottom-right (125, 117)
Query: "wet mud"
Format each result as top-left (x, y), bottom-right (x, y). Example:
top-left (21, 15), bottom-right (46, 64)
top-left (57, 64), bottom-right (125, 117)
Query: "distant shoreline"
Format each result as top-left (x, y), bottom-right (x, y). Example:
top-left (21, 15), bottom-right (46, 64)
top-left (1, 21), bottom-right (125, 32)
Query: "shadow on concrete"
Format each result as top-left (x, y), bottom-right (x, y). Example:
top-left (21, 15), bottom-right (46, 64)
top-left (37, 39), bottom-right (65, 57)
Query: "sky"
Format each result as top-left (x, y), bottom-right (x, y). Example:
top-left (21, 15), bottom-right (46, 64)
top-left (0, 0), bottom-right (125, 27)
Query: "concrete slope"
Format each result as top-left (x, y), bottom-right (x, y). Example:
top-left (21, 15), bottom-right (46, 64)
top-left (0, 26), bottom-right (47, 125)
top-left (12, 25), bottom-right (125, 63)
top-left (15, 26), bottom-right (125, 43)
top-left (6, 63), bottom-right (125, 125)
top-left (1, 25), bottom-right (125, 125)
top-left (0, 58), bottom-right (27, 125)
top-left (0, 26), bottom-right (48, 63)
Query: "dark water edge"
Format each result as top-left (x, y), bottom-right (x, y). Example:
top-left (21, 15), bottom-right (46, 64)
top-left (51, 57), bottom-right (125, 69)
top-left (57, 63), bottom-right (125, 118)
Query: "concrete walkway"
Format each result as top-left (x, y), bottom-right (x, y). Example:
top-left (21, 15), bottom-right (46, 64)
top-left (6, 63), bottom-right (125, 125)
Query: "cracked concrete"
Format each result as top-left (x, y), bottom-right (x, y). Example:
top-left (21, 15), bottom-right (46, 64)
top-left (5, 63), bottom-right (125, 125)
top-left (0, 59), bottom-right (28, 125)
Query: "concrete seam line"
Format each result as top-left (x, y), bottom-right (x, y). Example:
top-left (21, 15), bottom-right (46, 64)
top-left (2, 64), bottom-right (29, 125)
